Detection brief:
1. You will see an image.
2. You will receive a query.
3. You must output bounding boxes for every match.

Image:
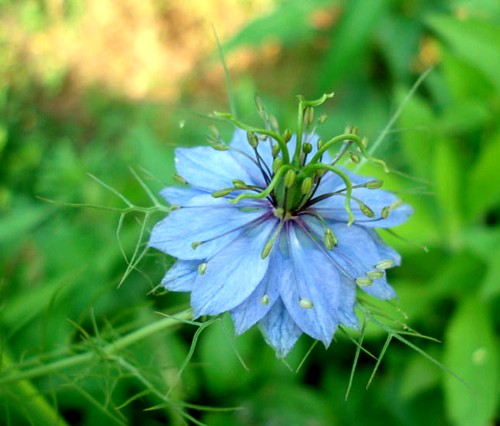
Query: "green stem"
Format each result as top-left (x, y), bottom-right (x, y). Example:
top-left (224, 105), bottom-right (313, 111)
top-left (231, 165), bottom-right (291, 204)
top-left (0, 309), bottom-right (193, 386)
top-left (293, 96), bottom-right (305, 166)
top-left (1, 351), bottom-right (71, 426)
top-left (304, 163), bottom-right (355, 225)
top-left (213, 112), bottom-right (290, 163)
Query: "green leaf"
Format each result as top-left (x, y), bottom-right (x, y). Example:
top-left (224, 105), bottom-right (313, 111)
top-left (396, 90), bottom-right (435, 181)
top-left (466, 131), bottom-right (500, 219)
top-left (224, 0), bottom-right (333, 50)
top-left (479, 246), bottom-right (500, 299)
top-left (0, 198), bottom-right (52, 245)
top-left (433, 138), bottom-right (464, 246)
top-left (443, 298), bottom-right (499, 426)
top-left (441, 50), bottom-right (492, 102)
top-left (427, 15), bottom-right (500, 92)
top-left (439, 100), bottom-right (490, 134)
top-left (318, 0), bottom-right (391, 89)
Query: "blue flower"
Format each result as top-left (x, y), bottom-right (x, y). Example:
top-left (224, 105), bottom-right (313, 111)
top-left (149, 95), bottom-right (412, 357)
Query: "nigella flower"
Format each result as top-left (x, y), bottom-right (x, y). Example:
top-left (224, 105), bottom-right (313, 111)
top-left (149, 94), bottom-right (412, 357)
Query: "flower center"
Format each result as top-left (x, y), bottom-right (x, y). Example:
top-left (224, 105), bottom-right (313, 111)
top-left (210, 94), bottom-right (391, 258)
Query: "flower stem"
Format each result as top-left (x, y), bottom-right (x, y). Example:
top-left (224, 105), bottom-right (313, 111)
top-left (1, 351), bottom-right (71, 425)
top-left (0, 309), bottom-right (193, 386)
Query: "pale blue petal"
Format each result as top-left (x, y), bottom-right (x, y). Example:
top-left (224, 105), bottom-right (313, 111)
top-left (362, 277), bottom-right (396, 299)
top-left (160, 187), bottom-right (204, 206)
top-left (191, 221), bottom-right (277, 316)
top-left (329, 223), bottom-right (385, 275)
top-left (366, 228), bottom-right (402, 266)
top-left (175, 146), bottom-right (254, 191)
top-left (301, 216), bottom-right (366, 279)
top-left (258, 298), bottom-right (303, 358)
top-left (329, 223), bottom-right (397, 299)
top-left (228, 129), bottom-right (273, 187)
top-left (230, 248), bottom-right (284, 334)
top-left (315, 186), bottom-right (412, 228)
top-left (279, 225), bottom-right (341, 346)
top-left (161, 260), bottom-right (199, 292)
top-left (148, 194), bottom-right (269, 260)
top-left (336, 276), bottom-right (359, 328)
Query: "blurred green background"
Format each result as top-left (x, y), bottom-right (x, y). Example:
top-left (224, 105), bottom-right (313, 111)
top-left (1, 0), bottom-right (499, 425)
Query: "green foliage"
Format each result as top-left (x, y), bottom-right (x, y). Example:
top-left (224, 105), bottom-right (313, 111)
top-left (1, 0), bottom-right (500, 425)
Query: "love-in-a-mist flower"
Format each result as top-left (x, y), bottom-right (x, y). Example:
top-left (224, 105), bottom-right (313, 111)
top-left (149, 94), bottom-right (412, 357)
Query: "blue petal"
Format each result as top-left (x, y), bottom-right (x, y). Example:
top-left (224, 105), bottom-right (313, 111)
top-left (160, 186), bottom-right (204, 206)
top-left (230, 248), bottom-right (284, 334)
top-left (191, 221), bottom-right (277, 316)
top-left (279, 225), bottom-right (343, 346)
top-left (314, 183), bottom-right (412, 228)
top-left (148, 194), bottom-right (269, 260)
top-left (329, 223), bottom-right (397, 299)
top-left (335, 276), bottom-right (359, 328)
top-left (258, 298), bottom-right (303, 358)
top-left (366, 228), bottom-right (402, 266)
top-left (161, 260), bottom-right (199, 292)
top-left (228, 129), bottom-right (273, 187)
top-left (175, 146), bottom-right (255, 191)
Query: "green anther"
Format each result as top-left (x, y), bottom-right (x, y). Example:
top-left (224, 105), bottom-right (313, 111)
top-left (299, 298), bottom-right (314, 309)
top-left (173, 173), bottom-right (187, 184)
top-left (318, 114), bottom-right (328, 124)
top-left (349, 152), bottom-right (361, 163)
top-left (375, 259), bottom-right (394, 270)
top-left (304, 106), bottom-right (315, 126)
top-left (261, 295), bottom-right (270, 306)
top-left (191, 241), bottom-right (202, 249)
top-left (324, 228), bottom-right (338, 250)
top-left (367, 270), bottom-right (384, 280)
top-left (261, 220), bottom-right (285, 259)
top-left (381, 206), bottom-right (390, 219)
top-left (212, 188), bottom-right (235, 198)
top-left (247, 131), bottom-right (259, 148)
top-left (254, 95), bottom-right (265, 115)
top-left (301, 177), bottom-right (313, 195)
top-left (272, 144), bottom-right (280, 158)
top-left (212, 111), bottom-right (290, 163)
top-left (273, 157), bottom-right (283, 173)
top-left (359, 202), bottom-right (375, 218)
top-left (317, 139), bottom-right (323, 150)
top-left (210, 143), bottom-right (229, 151)
top-left (365, 179), bottom-right (383, 189)
top-left (231, 165), bottom-right (291, 204)
top-left (270, 116), bottom-right (279, 131)
top-left (284, 169), bottom-right (296, 188)
top-left (283, 129), bottom-right (293, 143)
top-left (261, 239), bottom-right (275, 259)
top-left (232, 179), bottom-right (247, 188)
top-left (198, 263), bottom-right (208, 275)
top-left (390, 199), bottom-right (403, 210)
top-left (355, 277), bottom-right (373, 287)
top-left (303, 142), bottom-right (313, 154)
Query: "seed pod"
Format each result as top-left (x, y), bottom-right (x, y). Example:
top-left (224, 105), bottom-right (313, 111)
top-left (284, 169), bottom-right (297, 188)
top-left (301, 177), bottom-right (313, 195)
